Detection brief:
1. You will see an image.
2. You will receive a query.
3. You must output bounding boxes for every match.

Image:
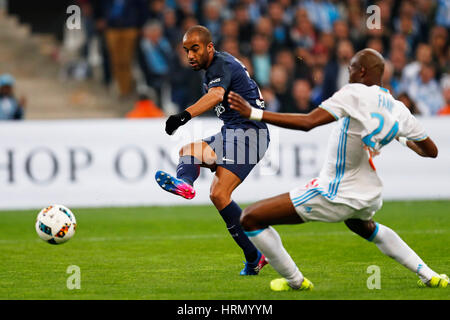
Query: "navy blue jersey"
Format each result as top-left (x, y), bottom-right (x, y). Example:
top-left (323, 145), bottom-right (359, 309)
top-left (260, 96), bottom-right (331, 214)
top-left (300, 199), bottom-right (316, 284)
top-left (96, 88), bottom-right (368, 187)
top-left (203, 51), bottom-right (267, 130)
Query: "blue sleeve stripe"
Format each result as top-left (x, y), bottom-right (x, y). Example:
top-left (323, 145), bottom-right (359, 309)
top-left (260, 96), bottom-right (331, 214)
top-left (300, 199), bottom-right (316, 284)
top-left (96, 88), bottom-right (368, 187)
top-left (244, 228), bottom-right (266, 238)
top-left (319, 104), bottom-right (339, 120)
top-left (367, 222), bottom-right (380, 242)
top-left (407, 135), bottom-right (428, 142)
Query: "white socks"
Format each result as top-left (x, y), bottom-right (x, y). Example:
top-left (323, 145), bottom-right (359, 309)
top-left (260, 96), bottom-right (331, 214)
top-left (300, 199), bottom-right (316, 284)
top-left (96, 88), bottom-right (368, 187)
top-left (246, 227), bottom-right (304, 289)
top-left (371, 223), bottom-right (438, 282)
top-left (247, 223), bottom-right (438, 287)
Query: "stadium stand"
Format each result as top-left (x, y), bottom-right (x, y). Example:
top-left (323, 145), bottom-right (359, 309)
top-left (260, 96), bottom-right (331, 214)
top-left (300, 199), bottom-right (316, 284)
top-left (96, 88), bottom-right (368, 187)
top-left (1, 0), bottom-right (448, 118)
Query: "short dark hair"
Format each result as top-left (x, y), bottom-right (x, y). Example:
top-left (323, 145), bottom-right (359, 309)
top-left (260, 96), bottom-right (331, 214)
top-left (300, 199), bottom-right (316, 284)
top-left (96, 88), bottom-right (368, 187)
top-left (184, 25), bottom-right (212, 45)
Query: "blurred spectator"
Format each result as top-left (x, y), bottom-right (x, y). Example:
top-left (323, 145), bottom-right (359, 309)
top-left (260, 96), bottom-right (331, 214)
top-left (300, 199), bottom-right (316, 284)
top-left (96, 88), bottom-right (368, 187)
top-left (347, 4), bottom-right (365, 50)
top-left (382, 60), bottom-right (395, 94)
top-left (170, 43), bottom-right (203, 112)
top-left (282, 79), bottom-right (315, 114)
top-left (234, 3), bottom-right (254, 55)
top-left (240, 56), bottom-right (254, 78)
top-left (437, 75), bottom-right (450, 115)
top-left (401, 43), bottom-right (433, 92)
top-left (243, 0), bottom-right (263, 23)
top-left (91, 0), bottom-right (112, 86)
top-left (377, 0), bottom-right (394, 36)
top-left (219, 19), bottom-right (239, 46)
top-left (138, 20), bottom-right (173, 106)
top-left (290, 8), bottom-right (316, 50)
top-left (270, 64), bottom-right (292, 110)
top-left (311, 66), bottom-right (324, 106)
top-left (278, 0), bottom-right (296, 26)
top-left (267, 1), bottom-right (292, 50)
top-left (366, 37), bottom-right (385, 57)
top-left (318, 32), bottom-right (336, 55)
top-left (126, 92), bottom-right (165, 118)
top-left (149, 0), bottom-right (165, 21)
top-left (429, 26), bottom-right (449, 76)
top-left (254, 16), bottom-right (273, 40)
top-left (163, 8), bottom-right (182, 47)
top-left (175, 0), bottom-right (197, 25)
top-left (97, 0), bottom-right (149, 96)
top-left (312, 42), bottom-right (330, 67)
top-left (390, 33), bottom-right (410, 58)
top-left (260, 86), bottom-right (280, 112)
top-left (389, 48), bottom-right (407, 96)
top-left (220, 37), bottom-right (241, 59)
top-left (394, 2), bottom-right (420, 54)
top-left (180, 14), bottom-right (199, 34)
top-left (201, 0), bottom-right (223, 43)
top-left (294, 47), bottom-right (314, 81)
top-left (406, 63), bottom-right (445, 115)
top-left (0, 74), bottom-right (25, 120)
top-left (301, 0), bottom-right (340, 33)
top-left (435, 0), bottom-right (450, 28)
top-left (274, 49), bottom-right (296, 84)
top-left (250, 33), bottom-right (272, 87)
top-left (397, 92), bottom-right (420, 115)
top-left (333, 20), bottom-right (349, 42)
top-left (322, 39), bottom-right (354, 99)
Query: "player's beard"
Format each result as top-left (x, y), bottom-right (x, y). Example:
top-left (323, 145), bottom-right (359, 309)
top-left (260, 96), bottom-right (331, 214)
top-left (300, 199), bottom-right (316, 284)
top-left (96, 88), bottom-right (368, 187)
top-left (195, 51), bottom-right (210, 70)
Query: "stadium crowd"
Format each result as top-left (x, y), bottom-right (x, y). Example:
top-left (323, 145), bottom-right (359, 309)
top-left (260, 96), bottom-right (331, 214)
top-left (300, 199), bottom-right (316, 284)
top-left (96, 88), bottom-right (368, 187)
top-left (72, 0), bottom-right (449, 117)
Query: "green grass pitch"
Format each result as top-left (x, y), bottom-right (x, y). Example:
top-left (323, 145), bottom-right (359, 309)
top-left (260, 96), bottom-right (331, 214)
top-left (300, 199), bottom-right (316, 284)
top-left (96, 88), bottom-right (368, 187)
top-left (0, 200), bottom-right (449, 300)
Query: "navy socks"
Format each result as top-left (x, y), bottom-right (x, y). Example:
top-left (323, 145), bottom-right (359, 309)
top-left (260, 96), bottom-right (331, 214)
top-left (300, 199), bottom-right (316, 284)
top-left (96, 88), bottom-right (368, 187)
top-left (219, 201), bottom-right (259, 263)
top-left (176, 155), bottom-right (200, 186)
top-left (177, 156), bottom-right (258, 263)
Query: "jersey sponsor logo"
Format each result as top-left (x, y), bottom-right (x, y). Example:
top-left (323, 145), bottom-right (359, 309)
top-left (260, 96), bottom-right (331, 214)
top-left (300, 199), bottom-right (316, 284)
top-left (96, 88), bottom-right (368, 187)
top-left (208, 78), bottom-right (221, 86)
top-left (214, 103), bottom-right (225, 117)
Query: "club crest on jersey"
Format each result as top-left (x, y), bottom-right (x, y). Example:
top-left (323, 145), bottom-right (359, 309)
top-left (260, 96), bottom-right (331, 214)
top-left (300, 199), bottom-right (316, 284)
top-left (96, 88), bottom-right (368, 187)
top-left (214, 103), bottom-right (225, 117)
top-left (256, 98), bottom-right (265, 109)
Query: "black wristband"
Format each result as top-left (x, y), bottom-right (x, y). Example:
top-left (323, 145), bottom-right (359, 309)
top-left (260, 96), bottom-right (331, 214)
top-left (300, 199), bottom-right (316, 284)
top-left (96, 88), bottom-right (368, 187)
top-left (179, 110), bottom-right (192, 124)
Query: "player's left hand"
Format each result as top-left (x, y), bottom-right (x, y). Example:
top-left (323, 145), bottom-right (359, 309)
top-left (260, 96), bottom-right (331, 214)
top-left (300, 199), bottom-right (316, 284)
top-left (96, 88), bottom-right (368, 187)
top-left (228, 91), bottom-right (252, 118)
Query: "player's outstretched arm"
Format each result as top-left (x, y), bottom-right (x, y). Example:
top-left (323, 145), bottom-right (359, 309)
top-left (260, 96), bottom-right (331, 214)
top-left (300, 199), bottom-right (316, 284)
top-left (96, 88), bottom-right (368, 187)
top-left (398, 137), bottom-right (438, 158)
top-left (186, 86), bottom-right (225, 117)
top-left (228, 91), bottom-right (335, 131)
top-left (165, 87), bottom-right (225, 135)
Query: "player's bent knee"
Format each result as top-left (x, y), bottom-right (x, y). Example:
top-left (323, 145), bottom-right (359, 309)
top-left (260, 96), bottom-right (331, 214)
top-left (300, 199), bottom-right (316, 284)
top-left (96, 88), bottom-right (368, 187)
top-left (209, 190), bottom-right (230, 209)
top-left (344, 219), bottom-right (376, 239)
top-left (240, 208), bottom-right (252, 231)
top-left (240, 206), bottom-right (260, 231)
top-left (179, 145), bottom-right (189, 157)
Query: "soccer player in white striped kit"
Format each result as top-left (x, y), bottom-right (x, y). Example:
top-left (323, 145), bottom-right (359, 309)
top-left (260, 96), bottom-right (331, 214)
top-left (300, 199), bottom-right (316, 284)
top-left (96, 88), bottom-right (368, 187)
top-left (228, 48), bottom-right (448, 291)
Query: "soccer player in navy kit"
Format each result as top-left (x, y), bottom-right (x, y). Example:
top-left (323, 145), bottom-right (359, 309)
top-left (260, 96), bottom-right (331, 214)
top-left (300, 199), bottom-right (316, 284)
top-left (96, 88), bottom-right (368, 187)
top-left (155, 25), bottom-right (270, 275)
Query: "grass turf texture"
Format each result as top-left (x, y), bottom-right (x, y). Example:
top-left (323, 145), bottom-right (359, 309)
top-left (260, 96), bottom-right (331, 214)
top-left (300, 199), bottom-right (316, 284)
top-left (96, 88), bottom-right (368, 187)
top-left (0, 200), bottom-right (449, 300)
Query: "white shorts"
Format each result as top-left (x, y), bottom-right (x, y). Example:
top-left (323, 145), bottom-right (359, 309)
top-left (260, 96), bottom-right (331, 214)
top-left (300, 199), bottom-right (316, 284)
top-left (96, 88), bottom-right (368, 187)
top-left (289, 180), bottom-right (382, 223)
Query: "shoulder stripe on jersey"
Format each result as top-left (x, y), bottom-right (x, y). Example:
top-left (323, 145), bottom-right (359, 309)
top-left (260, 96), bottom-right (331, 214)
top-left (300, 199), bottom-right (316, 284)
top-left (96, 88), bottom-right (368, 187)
top-left (407, 135), bottom-right (428, 142)
top-left (319, 104), bottom-right (339, 120)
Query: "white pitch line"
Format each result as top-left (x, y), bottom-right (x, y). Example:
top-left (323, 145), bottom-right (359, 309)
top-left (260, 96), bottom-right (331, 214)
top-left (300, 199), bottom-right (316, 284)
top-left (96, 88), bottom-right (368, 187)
top-left (0, 229), bottom-right (447, 244)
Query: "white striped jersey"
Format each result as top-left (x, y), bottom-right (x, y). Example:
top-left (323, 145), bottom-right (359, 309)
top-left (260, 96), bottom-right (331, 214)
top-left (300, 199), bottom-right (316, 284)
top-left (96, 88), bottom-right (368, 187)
top-left (314, 83), bottom-right (427, 210)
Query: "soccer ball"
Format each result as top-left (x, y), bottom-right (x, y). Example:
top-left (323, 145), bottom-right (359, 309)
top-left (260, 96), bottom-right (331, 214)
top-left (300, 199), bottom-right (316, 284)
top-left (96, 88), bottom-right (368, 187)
top-left (35, 205), bottom-right (77, 244)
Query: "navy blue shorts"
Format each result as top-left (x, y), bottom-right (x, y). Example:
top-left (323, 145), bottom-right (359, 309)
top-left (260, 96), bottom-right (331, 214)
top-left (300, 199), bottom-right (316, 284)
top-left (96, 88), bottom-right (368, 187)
top-left (203, 126), bottom-right (270, 181)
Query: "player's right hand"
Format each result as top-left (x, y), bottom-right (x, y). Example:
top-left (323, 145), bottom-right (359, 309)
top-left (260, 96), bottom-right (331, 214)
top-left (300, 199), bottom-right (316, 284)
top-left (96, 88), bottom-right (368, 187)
top-left (228, 91), bottom-right (252, 118)
top-left (165, 110), bottom-right (192, 135)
